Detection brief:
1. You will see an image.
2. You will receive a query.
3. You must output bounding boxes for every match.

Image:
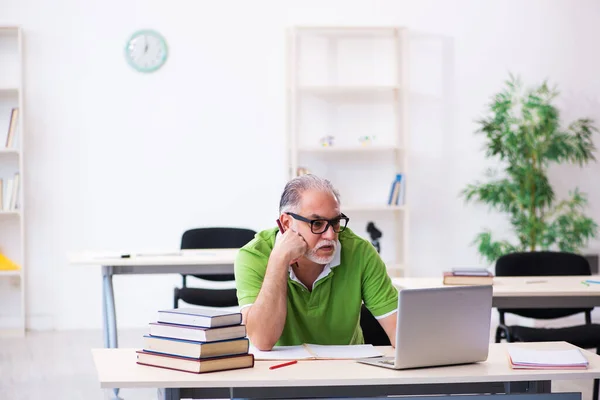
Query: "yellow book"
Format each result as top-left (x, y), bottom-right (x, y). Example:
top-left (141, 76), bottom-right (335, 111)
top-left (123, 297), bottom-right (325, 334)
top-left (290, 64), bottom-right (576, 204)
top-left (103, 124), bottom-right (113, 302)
top-left (0, 253), bottom-right (20, 270)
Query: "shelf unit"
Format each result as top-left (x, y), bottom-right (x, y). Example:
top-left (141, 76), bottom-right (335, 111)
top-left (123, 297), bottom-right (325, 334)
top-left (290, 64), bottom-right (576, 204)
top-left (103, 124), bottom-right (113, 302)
top-left (287, 26), bottom-right (409, 277)
top-left (0, 26), bottom-right (25, 336)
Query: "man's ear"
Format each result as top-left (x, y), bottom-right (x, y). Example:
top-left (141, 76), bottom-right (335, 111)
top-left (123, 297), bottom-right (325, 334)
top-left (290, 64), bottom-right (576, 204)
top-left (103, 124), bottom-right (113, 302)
top-left (281, 214), bottom-right (293, 231)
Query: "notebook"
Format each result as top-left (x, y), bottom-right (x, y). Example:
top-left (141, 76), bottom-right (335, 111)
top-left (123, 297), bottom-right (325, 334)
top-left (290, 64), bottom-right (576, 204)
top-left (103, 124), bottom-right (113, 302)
top-left (507, 347), bottom-right (589, 370)
top-left (249, 344), bottom-right (383, 360)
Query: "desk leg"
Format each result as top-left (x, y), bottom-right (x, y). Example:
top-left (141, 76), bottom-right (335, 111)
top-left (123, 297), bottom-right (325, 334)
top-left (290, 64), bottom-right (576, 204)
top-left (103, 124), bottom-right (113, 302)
top-left (102, 265), bottom-right (119, 349)
top-left (158, 388), bottom-right (181, 400)
top-left (504, 381), bottom-right (551, 394)
top-left (102, 265), bottom-right (120, 400)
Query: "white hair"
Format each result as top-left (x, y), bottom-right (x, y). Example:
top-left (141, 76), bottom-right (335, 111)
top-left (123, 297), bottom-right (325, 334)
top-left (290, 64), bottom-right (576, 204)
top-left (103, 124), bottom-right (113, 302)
top-left (279, 174), bottom-right (341, 214)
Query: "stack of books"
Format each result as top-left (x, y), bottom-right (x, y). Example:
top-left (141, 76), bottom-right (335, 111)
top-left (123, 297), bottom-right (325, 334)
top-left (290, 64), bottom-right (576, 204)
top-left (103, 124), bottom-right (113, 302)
top-left (136, 307), bottom-right (254, 374)
top-left (443, 268), bottom-right (494, 285)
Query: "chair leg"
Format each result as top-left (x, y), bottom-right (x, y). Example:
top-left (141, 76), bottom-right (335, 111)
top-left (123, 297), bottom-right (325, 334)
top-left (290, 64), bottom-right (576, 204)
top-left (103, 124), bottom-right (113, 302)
top-left (495, 325), bottom-right (511, 343)
top-left (495, 327), bottom-right (502, 343)
top-left (173, 288), bottom-right (180, 309)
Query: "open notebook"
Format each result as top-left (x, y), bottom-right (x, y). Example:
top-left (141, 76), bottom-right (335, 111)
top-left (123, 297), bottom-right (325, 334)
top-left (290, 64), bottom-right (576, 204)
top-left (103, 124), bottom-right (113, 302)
top-left (507, 347), bottom-right (589, 370)
top-left (249, 344), bottom-right (384, 360)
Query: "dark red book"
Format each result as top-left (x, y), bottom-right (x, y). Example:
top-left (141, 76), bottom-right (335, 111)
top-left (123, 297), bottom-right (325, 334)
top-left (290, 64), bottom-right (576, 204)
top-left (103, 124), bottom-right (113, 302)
top-left (136, 350), bottom-right (254, 374)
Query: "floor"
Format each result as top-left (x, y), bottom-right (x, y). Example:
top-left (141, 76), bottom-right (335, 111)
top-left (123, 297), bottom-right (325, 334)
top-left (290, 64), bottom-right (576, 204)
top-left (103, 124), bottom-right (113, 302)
top-left (0, 328), bottom-right (595, 400)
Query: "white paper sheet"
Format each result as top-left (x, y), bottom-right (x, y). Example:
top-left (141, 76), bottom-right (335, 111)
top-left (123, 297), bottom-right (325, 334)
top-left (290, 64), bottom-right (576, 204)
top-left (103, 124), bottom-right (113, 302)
top-left (507, 347), bottom-right (588, 366)
top-left (249, 344), bottom-right (384, 360)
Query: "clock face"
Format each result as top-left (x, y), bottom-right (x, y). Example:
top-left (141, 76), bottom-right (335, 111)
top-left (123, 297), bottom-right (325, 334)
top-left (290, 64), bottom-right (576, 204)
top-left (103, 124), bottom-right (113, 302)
top-left (125, 30), bottom-right (168, 73)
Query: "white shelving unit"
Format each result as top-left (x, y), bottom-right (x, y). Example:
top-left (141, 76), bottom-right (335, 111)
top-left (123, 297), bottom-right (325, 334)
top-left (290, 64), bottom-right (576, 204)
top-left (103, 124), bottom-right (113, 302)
top-left (287, 26), bottom-right (410, 277)
top-left (0, 26), bottom-right (25, 336)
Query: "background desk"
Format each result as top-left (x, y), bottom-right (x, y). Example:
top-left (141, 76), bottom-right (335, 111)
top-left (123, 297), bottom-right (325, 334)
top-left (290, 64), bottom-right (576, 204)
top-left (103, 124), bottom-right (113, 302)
top-left (393, 275), bottom-right (600, 308)
top-left (69, 249), bottom-right (239, 350)
top-left (93, 342), bottom-right (600, 400)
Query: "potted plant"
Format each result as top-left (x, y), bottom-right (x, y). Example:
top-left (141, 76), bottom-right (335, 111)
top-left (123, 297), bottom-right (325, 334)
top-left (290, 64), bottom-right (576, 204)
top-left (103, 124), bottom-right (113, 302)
top-left (462, 75), bottom-right (598, 264)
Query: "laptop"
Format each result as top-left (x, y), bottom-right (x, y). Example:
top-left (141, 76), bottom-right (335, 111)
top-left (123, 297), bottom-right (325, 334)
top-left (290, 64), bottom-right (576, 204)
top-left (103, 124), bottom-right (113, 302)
top-left (358, 284), bottom-right (493, 369)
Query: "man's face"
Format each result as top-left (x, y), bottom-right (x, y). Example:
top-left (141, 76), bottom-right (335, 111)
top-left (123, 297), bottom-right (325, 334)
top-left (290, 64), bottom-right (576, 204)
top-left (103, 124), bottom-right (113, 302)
top-left (284, 189), bottom-right (341, 265)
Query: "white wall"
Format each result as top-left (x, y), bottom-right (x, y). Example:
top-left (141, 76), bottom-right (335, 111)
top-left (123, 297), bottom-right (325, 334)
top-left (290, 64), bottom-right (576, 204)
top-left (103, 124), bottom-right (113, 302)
top-left (1, 0), bottom-right (600, 330)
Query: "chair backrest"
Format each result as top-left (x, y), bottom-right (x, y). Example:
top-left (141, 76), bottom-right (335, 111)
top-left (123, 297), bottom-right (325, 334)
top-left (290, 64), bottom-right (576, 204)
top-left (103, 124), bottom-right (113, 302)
top-left (496, 251), bottom-right (592, 320)
top-left (360, 304), bottom-right (391, 346)
top-left (181, 227), bottom-right (256, 281)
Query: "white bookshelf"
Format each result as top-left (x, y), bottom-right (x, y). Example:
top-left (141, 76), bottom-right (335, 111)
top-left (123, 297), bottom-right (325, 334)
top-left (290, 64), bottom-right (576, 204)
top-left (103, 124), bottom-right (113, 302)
top-left (287, 26), bottom-right (410, 278)
top-left (0, 26), bottom-right (25, 336)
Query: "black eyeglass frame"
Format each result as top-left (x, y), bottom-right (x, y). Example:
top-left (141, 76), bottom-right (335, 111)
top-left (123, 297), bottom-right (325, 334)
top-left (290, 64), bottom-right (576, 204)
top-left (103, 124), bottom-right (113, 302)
top-left (285, 212), bottom-right (350, 234)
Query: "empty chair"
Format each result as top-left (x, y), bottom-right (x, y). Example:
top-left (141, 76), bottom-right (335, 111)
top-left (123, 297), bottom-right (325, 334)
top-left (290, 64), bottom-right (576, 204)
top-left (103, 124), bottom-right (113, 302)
top-left (495, 251), bottom-right (600, 400)
top-left (173, 227), bottom-right (256, 309)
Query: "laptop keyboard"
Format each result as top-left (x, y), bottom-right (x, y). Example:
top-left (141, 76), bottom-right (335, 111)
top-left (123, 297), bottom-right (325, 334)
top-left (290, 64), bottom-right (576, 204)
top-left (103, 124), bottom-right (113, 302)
top-left (379, 359), bottom-right (395, 365)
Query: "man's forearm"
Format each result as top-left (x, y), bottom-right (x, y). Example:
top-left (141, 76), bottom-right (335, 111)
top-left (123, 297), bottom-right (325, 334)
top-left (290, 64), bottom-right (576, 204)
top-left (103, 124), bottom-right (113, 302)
top-left (246, 253), bottom-right (289, 350)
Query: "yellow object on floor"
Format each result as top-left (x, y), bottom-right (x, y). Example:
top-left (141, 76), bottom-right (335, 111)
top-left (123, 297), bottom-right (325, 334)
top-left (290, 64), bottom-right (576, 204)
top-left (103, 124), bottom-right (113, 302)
top-left (0, 253), bottom-right (20, 270)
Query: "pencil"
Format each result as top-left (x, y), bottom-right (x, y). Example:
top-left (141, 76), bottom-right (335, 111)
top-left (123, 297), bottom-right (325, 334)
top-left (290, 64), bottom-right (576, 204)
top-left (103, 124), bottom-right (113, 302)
top-left (269, 360), bottom-right (298, 370)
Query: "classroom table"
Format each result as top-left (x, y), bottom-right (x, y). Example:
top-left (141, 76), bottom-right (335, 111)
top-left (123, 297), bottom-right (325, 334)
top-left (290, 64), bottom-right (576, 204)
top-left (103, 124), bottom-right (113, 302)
top-left (392, 275), bottom-right (600, 308)
top-left (92, 341), bottom-right (600, 400)
top-left (69, 249), bottom-right (239, 350)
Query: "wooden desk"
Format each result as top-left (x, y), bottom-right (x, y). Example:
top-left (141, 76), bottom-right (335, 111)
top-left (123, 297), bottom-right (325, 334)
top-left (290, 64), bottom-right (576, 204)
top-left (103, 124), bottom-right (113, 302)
top-left (393, 275), bottom-right (600, 308)
top-left (92, 342), bottom-right (600, 400)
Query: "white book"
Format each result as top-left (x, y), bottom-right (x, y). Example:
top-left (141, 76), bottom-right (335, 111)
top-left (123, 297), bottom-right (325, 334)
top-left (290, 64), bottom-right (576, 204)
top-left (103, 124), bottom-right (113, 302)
top-left (397, 175), bottom-right (405, 205)
top-left (4, 178), bottom-right (12, 211)
top-left (9, 173), bottom-right (19, 210)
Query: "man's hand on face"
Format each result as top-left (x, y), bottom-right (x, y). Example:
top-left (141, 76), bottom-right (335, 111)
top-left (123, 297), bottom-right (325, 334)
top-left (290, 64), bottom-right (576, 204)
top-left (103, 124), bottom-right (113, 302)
top-left (274, 228), bottom-right (308, 266)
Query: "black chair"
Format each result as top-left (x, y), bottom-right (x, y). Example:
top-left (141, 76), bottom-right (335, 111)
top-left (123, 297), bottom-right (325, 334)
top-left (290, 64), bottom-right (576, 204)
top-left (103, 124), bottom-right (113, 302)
top-left (173, 227), bottom-right (256, 309)
top-left (360, 304), bottom-right (391, 346)
top-left (494, 251), bottom-right (600, 400)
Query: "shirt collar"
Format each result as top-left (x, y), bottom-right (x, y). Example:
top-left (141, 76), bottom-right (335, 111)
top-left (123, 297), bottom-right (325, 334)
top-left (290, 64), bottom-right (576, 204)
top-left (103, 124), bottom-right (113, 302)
top-left (275, 231), bottom-right (342, 289)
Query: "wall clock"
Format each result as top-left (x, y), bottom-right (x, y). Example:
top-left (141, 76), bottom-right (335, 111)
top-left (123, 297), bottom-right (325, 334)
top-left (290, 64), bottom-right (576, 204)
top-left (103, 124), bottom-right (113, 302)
top-left (125, 29), bottom-right (168, 73)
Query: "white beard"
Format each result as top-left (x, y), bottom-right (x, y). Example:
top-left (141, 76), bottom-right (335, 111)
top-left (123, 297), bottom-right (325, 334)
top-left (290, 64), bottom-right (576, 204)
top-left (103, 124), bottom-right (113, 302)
top-left (290, 221), bottom-right (337, 265)
top-left (305, 239), bottom-right (337, 265)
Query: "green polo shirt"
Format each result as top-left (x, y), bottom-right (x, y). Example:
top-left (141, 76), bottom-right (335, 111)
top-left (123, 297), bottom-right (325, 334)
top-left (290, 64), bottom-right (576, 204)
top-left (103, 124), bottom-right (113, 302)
top-left (234, 227), bottom-right (398, 346)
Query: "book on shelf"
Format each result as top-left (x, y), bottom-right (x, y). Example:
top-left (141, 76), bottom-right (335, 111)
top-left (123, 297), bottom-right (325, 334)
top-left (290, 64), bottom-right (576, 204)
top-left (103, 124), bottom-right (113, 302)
top-left (507, 347), bottom-right (589, 370)
top-left (157, 307), bottom-right (242, 328)
top-left (143, 335), bottom-right (250, 359)
top-left (451, 267), bottom-right (491, 276)
top-left (149, 322), bottom-right (247, 342)
top-left (5, 108), bottom-right (19, 148)
top-left (387, 173), bottom-right (405, 206)
top-left (136, 350), bottom-right (254, 374)
top-left (443, 270), bottom-right (494, 285)
top-left (249, 343), bottom-right (383, 360)
top-left (10, 173), bottom-right (19, 210)
top-left (1, 173), bottom-right (20, 211)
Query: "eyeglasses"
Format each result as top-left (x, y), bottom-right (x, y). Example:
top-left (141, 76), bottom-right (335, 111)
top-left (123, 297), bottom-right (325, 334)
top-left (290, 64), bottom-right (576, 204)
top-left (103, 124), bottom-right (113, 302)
top-left (285, 212), bottom-right (349, 234)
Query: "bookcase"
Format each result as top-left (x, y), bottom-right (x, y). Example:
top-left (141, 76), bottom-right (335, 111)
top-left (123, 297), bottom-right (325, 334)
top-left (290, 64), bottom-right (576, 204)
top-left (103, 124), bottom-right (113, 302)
top-left (0, 26), bottom-right (25, 335)
top-left (286, 26), bottom-right (410, 277)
